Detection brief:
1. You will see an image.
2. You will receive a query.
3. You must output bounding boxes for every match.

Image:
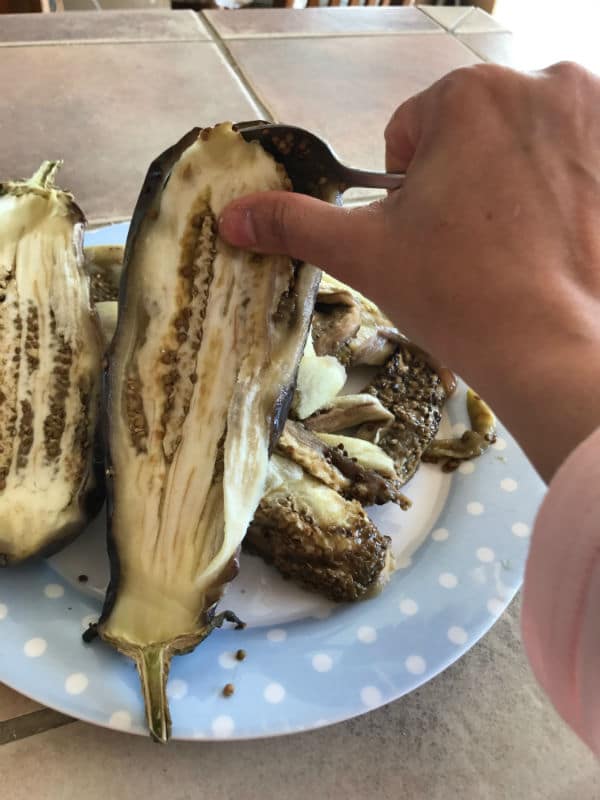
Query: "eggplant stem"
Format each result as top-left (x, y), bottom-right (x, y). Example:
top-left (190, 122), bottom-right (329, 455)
top-left (29, 160), bottom-right (62, 191)
top-left (136, 645), bottom-right (172, 744)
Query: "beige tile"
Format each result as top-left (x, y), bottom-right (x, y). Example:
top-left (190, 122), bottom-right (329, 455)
top-left (0, 683), bottom-right (42, 721)
top-left (205, 7), bottom-right (440, 39)
top-left (0, 10), bottom-right (208, 44)
top-left (453, 6), bottom-right (509, 34)
top-left (63, 0), bottom-right (98, 9)
top-left (2, 602), bottom-right (599, 800)
top-left (228, 34), bottom-right (480, 174)
top-left (0, 42), bottom-right (260, 223)
top-left (418, 4), bottom-right (473, 31)
top-left (459, 30), bottom-right (600, 74)
top-left (99, 0), bottom-right (170, 8)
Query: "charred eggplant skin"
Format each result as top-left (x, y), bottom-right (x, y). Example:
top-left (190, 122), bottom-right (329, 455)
top-left (0, 162), bottom-right (104, 565)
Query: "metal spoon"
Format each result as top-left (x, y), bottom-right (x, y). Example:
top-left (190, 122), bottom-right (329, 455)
top-left (234, 120), bottom-right (405, 203)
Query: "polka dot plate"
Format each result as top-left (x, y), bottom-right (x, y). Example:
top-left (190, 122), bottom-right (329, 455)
top-left (0, 222), bottom-right (546, 740)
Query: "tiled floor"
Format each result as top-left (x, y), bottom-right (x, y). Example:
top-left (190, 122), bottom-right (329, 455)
top-left (227, 34), bottom-right (479, 176)
top-left (0, 683), bottom-right (41, 722)
top-left (0, 41), bottom-right (260, 222)
top-left (205, 6), bottom-right (440, 39)
top-left (1, 8), bottom-right (207, 43)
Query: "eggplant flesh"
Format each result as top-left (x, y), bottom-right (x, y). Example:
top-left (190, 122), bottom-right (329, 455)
top-left (0, 163), bottom-right (103, 564)
top-left (97, 124), bottom-right (320, 742)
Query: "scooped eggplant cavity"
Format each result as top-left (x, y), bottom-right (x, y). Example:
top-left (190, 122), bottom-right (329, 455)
top-left (0, 162), bottom-right (104, 565)
top-left (95, 124), bottom-right (320, 742)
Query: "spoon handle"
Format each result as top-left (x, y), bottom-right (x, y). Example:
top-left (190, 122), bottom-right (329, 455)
top-left (339, 166), bottom-right (405, 191)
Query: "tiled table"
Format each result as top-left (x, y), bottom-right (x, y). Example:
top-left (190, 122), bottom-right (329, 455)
top-left (1, 6), bottom-right (598, 798)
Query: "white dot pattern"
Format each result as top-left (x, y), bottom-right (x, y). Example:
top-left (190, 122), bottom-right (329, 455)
top-left (458, 461), bottom-right (475, 475)
top-left (44, 584), bottom-right (64, 599)
top-left (439, 572), bottom-right (458, 589)
top-left (218, 652), bottom-right (237, 669)
top-left (476, 547), bottom-right (495, 563)
top-left (399, 598), bottom-right (418, 616)
top-left (467, 502), bottom-right (484, 516)
top-left (211, 715), bottom-right (235, 737)
top-left (487, 597), bottom-right (504, 616)
top-left (109, 710), bottom-right (132, 730)
top-left (264, 683), bottom-right (285, 703)
top-left (24, 638), bottom-right (47, 657)
top-left (512, 522), bottom-right (530, 538)
top-left (0, 388), bottom-right (538, 742)
top-left (312, 653), bottom-right (333, 672)
top-left (405, 655), bottom-right (426, 675)
top-left (447, 626), bottom-right (468, 645)
top-left (357, 626), bottom-right (377, 644)
top-left (360, 686), bottom-right (382, 708)
top-left (65, 673), bottom-right (88, 695)
top-left (167, 679), bottom-right (188, 700)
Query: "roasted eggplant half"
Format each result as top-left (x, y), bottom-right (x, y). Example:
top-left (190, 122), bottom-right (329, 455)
top-left (0, 162), bottom-right (104, 565)
top-left (93, 124), bottom-right (320, 742)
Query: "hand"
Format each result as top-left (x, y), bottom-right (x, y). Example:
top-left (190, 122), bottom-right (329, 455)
top-left (219, 62), bottom-right (600, 481)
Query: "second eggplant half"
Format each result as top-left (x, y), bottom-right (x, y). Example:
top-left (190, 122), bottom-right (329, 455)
top-left (93, 124), bottom-right (320, 742)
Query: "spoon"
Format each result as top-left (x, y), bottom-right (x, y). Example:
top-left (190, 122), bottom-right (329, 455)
top-left (234, 120), bottom-right (405, 203)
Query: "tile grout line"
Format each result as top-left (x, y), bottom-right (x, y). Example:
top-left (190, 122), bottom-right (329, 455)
top-left (0, 37), bottom-right (213, 48)
top-left (202, 29), bottom-right (445, 42)
top-left (448, 30), bottom-right (494, 64)
top-left (200, 12), bottom-right (276, 123)
top-left (448, 7), bottom-right (476, 34)
top-left (450, 36), bottom-right (493, 64)
top-left (0, 708), bottom-right (75, 746)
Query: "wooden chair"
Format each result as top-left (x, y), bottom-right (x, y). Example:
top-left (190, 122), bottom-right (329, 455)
top-left (274, 0), bottom-right (414, 7)
top-left (0, 0), bottom-right (63, 11)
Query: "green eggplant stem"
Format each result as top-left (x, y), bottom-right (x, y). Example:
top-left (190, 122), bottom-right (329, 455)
top-left (29, 160), bottom-right (62, 191)
top-left (136, 645), bottom-right (172, 744)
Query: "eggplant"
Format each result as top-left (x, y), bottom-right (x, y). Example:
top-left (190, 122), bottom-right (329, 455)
top-left (92, 124), bottom-right (320, 742)
top-left (0, 162), bottom-right (104, 565)
top-left (83, 245), bottom-right (123, 304)
top-left (246, 454), bottom-right (395, 603)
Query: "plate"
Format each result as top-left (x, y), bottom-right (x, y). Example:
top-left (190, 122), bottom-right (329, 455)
top-left (0, 222), bottom-right (545, 740)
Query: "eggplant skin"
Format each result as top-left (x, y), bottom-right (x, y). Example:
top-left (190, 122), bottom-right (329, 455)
top-left (94, 124), bottom-right (320, 743)
top-left (359, 345), bottom-right (447, 486)
top-left (0, 162), bottom-right (104, 565)
top-left (246, 455), bottom-right (394, 602)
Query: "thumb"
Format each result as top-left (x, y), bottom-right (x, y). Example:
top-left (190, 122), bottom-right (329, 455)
top-left (218, 191), bottom-right (388, 278)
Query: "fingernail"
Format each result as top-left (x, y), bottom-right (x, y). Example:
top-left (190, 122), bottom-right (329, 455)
top-left (218, 205), bottom-right (256, 247)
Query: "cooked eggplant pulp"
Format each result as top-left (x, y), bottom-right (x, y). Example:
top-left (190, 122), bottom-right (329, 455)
top-left (0, 162), bottom-right (103, 564)
top-left (97, 124), bottom-right (320, 742)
